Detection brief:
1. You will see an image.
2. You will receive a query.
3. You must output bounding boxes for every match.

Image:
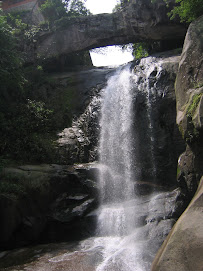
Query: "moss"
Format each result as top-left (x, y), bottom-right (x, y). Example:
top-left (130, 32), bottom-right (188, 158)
top-left (177, 165), bottom-right (181, 178)
top-left (186, 93), bottom-right (202, 118)
top-left (194, 81), bottom-right (203, 89)
top-left (0, 180), bottom-right (26, 199)
top-left (178, 121), bottom-right (185, 139)
top-left (0, 169), bottom-right (51, 200)
top-left (53, 16), bottom-right (75, 30)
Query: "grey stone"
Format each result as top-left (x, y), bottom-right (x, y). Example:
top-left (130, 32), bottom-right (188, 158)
top-left (152, 16), bottom-right (203, 271)
top-left (0, 163), bottom-right (98, 250)
top-left (35, 0), bottom-right (187, 59)
top-left (151, 177), bottom-right (203, 271)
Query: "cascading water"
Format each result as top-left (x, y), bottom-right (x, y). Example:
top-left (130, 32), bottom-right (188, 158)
top-left (97, 66), bottom-right (135, 237)
top-left (133, 58), bottom-right (163, 181)
top-left (0, 56), bottom-right (181, 271)
top-left (93, 58), bottom-right (178, 271)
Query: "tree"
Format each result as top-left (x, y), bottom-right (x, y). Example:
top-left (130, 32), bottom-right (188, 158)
top-left (113, 0), bottom-right (131, 12)
top-left (0, 9), bottom-right (23, 97)
top-left (168, 0), bottom-right (203, 23)
top-left (40, 0), bottom-right (90, 23)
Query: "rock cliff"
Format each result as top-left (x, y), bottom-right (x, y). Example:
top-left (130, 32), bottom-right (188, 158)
top-left (152, 15), bottom-right (203, 271)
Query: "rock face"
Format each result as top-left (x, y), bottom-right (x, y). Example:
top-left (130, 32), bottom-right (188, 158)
top-left (151, 177), bottom-right (203, 271)
top-left (175, 16), bottom-right (203, 197)
top-left (54, 68), bottom-right (115, 164)
top-left (36, 0), bottom-right (187, 59)
top-left (130, 53), bottom-right (185, 187)
top-left (152, 16), bottom-right (203, 271)
top-left (0, 164), bottom-right (99, 250)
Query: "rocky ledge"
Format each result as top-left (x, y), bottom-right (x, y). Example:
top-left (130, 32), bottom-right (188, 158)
top-left (0, 163), bottom-right (99, 250)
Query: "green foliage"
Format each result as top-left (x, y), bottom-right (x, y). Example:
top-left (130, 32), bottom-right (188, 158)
top-left (177, 165), bottom-right (181, 177)
top-left (0, 96), bottom-right (57, 162)
top-left (26, 99), bottom-right (53, 128)
top-left (113, 0), bottom-right (130, 12)
top-left (131, 41), bottom-right (164, 60)
top-left (40, 0), bottom-right (90, 24)
top-left (67, 0), bottom-right (91, 17)
top-left (168, 0), bottom-right (203, 23)
top-left (0, 6), bottom-right (92, 164)
top-left (186, 93), bottom-right (202, 117)
top-left (0, 170), bottom-right (50, 199)
top-left (194, 81), bottom-right (203, 89)
top-left (6, 12), bottom-right (28, 34)
top-left (0, 180), bottom-right (26, 198)
top-left (0, 10), bottom-right (24, 95)
top-left (24, 25), bottom-right (42, 41)
top-left (132, 43), bottom-right (149, 59)
top-left (152, 0), bottom-right (203, 23)
top-left (40, 0), bottom-right (67, 22)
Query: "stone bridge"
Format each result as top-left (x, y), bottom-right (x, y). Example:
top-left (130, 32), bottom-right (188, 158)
top-left (36, 0), bottom-right (187, 59)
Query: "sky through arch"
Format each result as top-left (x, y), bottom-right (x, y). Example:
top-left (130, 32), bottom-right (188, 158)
top-left (85, 0), bottom-right (134, 67)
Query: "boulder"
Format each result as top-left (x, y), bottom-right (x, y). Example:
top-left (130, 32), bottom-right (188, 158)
top-left (151, 177), bottom-right (203, 271)
top-left (0, 163), bottom-right (99, 250)
top-left (152, 15), bottom-right (203, 271)
top-left (175, 16), bottom-right (203, 196)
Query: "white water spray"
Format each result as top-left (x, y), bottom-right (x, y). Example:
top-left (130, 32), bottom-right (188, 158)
top-left (97, 66), bottom-right (136, 238)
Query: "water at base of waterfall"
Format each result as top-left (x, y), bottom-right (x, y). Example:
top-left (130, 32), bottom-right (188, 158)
top-left (0, 189), bottom-right (178, 271)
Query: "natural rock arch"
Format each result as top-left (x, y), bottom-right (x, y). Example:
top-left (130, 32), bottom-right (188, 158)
top-left (36, 0), bottom-right (187, 59)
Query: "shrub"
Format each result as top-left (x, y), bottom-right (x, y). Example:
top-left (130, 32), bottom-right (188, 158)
top-left (168, 0), bottom-right (203, 23)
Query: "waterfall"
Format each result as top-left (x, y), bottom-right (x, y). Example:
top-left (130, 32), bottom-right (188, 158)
top-left (0, 56), bottom-right (181, 271)
top-left (97, 66), bottom-right (135, 237)
top-left (93, 58), bottom-right (176, 271)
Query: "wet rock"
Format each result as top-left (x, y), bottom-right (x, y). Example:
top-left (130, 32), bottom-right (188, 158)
top-left (131, 54), bottom-right (185, 187)
top-left (152, 177), bottom-right (203, 271)
top-left (0, 188), bottom-right (183, 271)
top-left (55, 68), bottom-right (115, 164)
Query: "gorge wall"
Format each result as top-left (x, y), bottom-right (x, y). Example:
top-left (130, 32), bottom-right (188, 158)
top-left (152, 15), bottom-right (203, 271)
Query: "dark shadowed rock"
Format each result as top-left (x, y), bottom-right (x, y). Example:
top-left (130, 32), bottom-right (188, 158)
top-left (131, 53), bottom-right (185, 187)
top-left (152, 16), bottom-right (203, 271)
top-left (0, 163), bottom-right (99, 250)
top-left (0, 187), bottom-right (185, 270)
